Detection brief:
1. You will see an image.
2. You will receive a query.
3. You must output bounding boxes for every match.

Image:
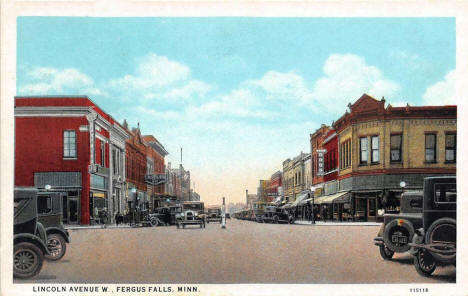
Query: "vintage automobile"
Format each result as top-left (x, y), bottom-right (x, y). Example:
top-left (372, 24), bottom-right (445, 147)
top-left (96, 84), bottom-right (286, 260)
top-left (14, 187), bottom-right (50, 278)
top-left (262, 206), bottom-right (295, 224)
top-left (145, 205), bottom-right (182, 226)
top-left (408, 176), bottom-right (456, 277)
top-left (176, 201), bottom-right (206, 228)
top-left (373, 191), bottom-right (423, 260)
top-left (206, 207), bottom-right (222, 223)
top-left (37, 191), bottom-right (71, 261)
top-left (226, 213), bottom-right (231, 219)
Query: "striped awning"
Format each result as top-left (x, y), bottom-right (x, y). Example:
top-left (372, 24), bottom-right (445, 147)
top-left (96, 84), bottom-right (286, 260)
top-left (315, 191), bottom-right (350, 204)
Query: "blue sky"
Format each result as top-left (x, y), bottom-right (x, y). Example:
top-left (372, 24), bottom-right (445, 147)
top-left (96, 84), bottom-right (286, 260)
top-left (16, 17), bottom-right (456, 205)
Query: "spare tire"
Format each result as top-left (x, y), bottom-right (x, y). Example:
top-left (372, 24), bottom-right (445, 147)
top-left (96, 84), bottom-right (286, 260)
top-left (425, 217), bottom-right (456, 264)
top-left (383, 218), bottom-right (414, 253)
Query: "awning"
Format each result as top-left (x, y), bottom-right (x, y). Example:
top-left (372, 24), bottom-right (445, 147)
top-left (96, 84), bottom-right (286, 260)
top-left (315, 191), bottom-right (349, 204)
top-left (298, 198), bottom-right (313, 206)
top-left (290, 192), bottom-right (310, 207)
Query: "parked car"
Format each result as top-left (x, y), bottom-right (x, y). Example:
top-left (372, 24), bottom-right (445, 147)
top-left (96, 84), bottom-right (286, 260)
top-left (262, 206), bottom-right (294, 224)
top-left (373, 191), bottom-right (423, 260)
top-left (14, 187), bottom-right (50, 278)
top-left (37, 191), bottom-right (71, 261)
top-left (226, 213), bottom-right (231, 219)
top-left (176, 201), bottom-right (206, 229)
top-left (408, 176), bottom-right (456, 277)
top-left (206, 207), bottom-right (222, 223)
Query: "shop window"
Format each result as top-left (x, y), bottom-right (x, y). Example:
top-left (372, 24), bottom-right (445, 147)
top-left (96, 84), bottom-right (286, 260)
top-left (359, 137), bottom-right (368, 164)
top-left (63, 130), bottom-right (76, 158)
top-left (445, 133), bottom-right (456, 163)
top-left (425, 133), bottom-right (436, 162)
top-left (390, 134), bottom-right (402, 163)
top-left (371, 136), bottom-right (379, 163)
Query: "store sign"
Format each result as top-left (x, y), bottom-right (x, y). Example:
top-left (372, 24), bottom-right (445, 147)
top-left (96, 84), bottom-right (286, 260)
top-left (316, 149), bottom-right (327, 176)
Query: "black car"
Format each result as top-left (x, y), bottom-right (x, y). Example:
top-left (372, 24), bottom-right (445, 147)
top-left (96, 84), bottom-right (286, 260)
top-left (14, 187), bottom-right (50, 278)
top-left (37, 191), bottom-right (71, 261)
top-left (374, 191), bottom-right (423, 260)
top-left (262, 206), bottom-right (294, 224)
top-left (206, 207), bottom-right (222, 223)
top-left (408, 176), bottom-right (456, 277)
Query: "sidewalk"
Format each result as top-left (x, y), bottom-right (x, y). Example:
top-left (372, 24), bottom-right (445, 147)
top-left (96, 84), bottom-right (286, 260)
top-left (294, 220), bottom-right (381, 226)
top-left (64, 224), bottom-right (133, 230)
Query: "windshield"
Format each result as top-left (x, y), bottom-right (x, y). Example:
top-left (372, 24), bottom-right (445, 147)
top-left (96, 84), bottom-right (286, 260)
top-left (208, 209), bottom-right (220, 214)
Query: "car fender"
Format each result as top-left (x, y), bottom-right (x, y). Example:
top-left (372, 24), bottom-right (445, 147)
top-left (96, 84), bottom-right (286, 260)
top-left (46, 227), bottom-right (70, 243)
top-left (409, 228), bottom-right (424, 255)
top-left (14, 233), bottom-right (50, 255)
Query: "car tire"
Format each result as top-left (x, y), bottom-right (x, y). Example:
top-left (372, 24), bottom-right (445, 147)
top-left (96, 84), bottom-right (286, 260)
top-left (14, 242), bottom-right (44, 279)
top-left (383, 219), bottom-right (414, 252)
top-left (425, 217), bottom-right (456, 264)
top-left (273, 215), bottom-right (279, 224)
top-left (414, 248), bottom-right (436, 277)
top-left (379, 244), bottom-right (395, 260)
top-left (45, 233), bottom-right (67, 261)
top-left (176, 223), bottom-right (180, 229)
top-left (150, 219), bottom-right (159, 227)
top-left (182, 224), bottom-right (185, 229)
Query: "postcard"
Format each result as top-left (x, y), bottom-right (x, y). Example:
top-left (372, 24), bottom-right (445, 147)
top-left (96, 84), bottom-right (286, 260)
top-left (1, 1), bottom-right (467, 296)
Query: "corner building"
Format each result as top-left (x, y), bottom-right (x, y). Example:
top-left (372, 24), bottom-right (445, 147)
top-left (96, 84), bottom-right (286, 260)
top-left (15, 96), bottom-right (129, 225)
top-left (333, 94), bottom-right (456, 222)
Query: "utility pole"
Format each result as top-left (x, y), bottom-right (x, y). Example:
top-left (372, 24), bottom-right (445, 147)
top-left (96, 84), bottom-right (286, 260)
top-left (221, 197), bottom-right (226, 229)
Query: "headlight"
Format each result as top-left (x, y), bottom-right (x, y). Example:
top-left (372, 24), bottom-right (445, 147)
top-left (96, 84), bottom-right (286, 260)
top-left (194, 212), bottom-right (198, 216)
top-left (181, 213), bottom-right (185, 217)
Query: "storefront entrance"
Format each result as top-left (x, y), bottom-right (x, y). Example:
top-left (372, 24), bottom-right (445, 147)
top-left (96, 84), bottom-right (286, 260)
top-left (61, 190), bottom-right (80, 224)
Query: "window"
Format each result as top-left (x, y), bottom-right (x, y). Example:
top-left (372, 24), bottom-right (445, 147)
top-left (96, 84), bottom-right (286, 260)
top-left (360, 137), bottom-right (368, 164)
top-left (371, 136), bottom-right (379, 163)
top-left (390, 134), bottom-right (402, 162)
top-left (100, 142), bottom-right (105, 166)
top-left (434, 183), bottom-right (456, 203)
top-left (445, 133), bottom-right (456, 162)
top-left (340, 140), bottom-right (351, 169)
top-left (425, 133), bottom-right (436, 162)
top-left (63, 130), bottom-right (76, 158)
top-left (38, 195), bottom-right (52, 214)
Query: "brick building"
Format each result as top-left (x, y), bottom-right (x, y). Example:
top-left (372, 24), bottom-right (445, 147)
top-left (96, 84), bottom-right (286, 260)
top-left (15, 96), bottom-right (129, 225)
top-left (329, 94), bottom-right (456, 221)
top-left (142, 135), bottom-right (168, 210)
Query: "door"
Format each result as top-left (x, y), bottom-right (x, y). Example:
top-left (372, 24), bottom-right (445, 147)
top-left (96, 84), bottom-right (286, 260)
top-left (367, 198), bottom-right (376, 222)
top-left (68, 198), bottom-right (79, 224)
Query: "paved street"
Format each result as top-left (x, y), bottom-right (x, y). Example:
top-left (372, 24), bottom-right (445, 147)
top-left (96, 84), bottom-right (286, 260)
top-left (18, 219), bottom-right (455, 284)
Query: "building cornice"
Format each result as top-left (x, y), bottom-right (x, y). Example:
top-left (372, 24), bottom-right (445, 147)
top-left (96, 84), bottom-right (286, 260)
top-left (14, 106), bottom-right (90, 117)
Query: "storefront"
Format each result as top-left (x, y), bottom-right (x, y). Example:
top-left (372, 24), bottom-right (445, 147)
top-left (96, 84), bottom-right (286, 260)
top-left (34, 172), bottom-right (82, 225)
top-left (89, 173), bottom-right (109, 224)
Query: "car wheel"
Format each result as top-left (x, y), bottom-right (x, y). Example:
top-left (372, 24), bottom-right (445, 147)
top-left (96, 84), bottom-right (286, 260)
top-left (383, 219), bottom-right (414, 253)
top-left (414, 248), bottom-right (436, 277)
top-left (379, 244), bottom-right (395, 260)
top-left (273, 215), bottom-right (279, 224)
top-left (45, 233), bottom-right (67, 261)
top-left (150, 219), bottom-right (158, 227)
top-left (176, 223), bottom-right (180, 229)
top-left (14, 242), bottom-right (44, 279)
top-left (182, 224), bottom-right (185, 229)
top-left (425, 218), bottom-right (456, 264)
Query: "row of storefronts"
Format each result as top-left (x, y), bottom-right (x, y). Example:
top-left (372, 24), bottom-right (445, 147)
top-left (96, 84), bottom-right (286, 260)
top-left (14, 95), bottom-right (196, 225)
top-left (249, 94), bottom-right (456, 223)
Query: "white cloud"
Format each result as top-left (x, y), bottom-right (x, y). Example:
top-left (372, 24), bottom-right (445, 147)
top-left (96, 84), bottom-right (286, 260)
top-left (247, 71), bottom-right (313, 104)
top-left (163, 80), bottom-right (212, 100)
top-left (187, 88), bottom-right (276, 119)
top-left (389, 49), bottom-right (429, 71)
top-left (19, 67), bottom-right (104, 96)
top-left (311, 54), bottom-right (400, 114)
top-left (423, 70), bottom-right (456, 105)
top-left (109, 53), bottom-right (190, 91)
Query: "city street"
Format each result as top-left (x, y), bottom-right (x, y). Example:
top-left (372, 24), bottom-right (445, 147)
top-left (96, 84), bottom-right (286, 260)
top-left (18, 220), bottom-right (455, 284)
